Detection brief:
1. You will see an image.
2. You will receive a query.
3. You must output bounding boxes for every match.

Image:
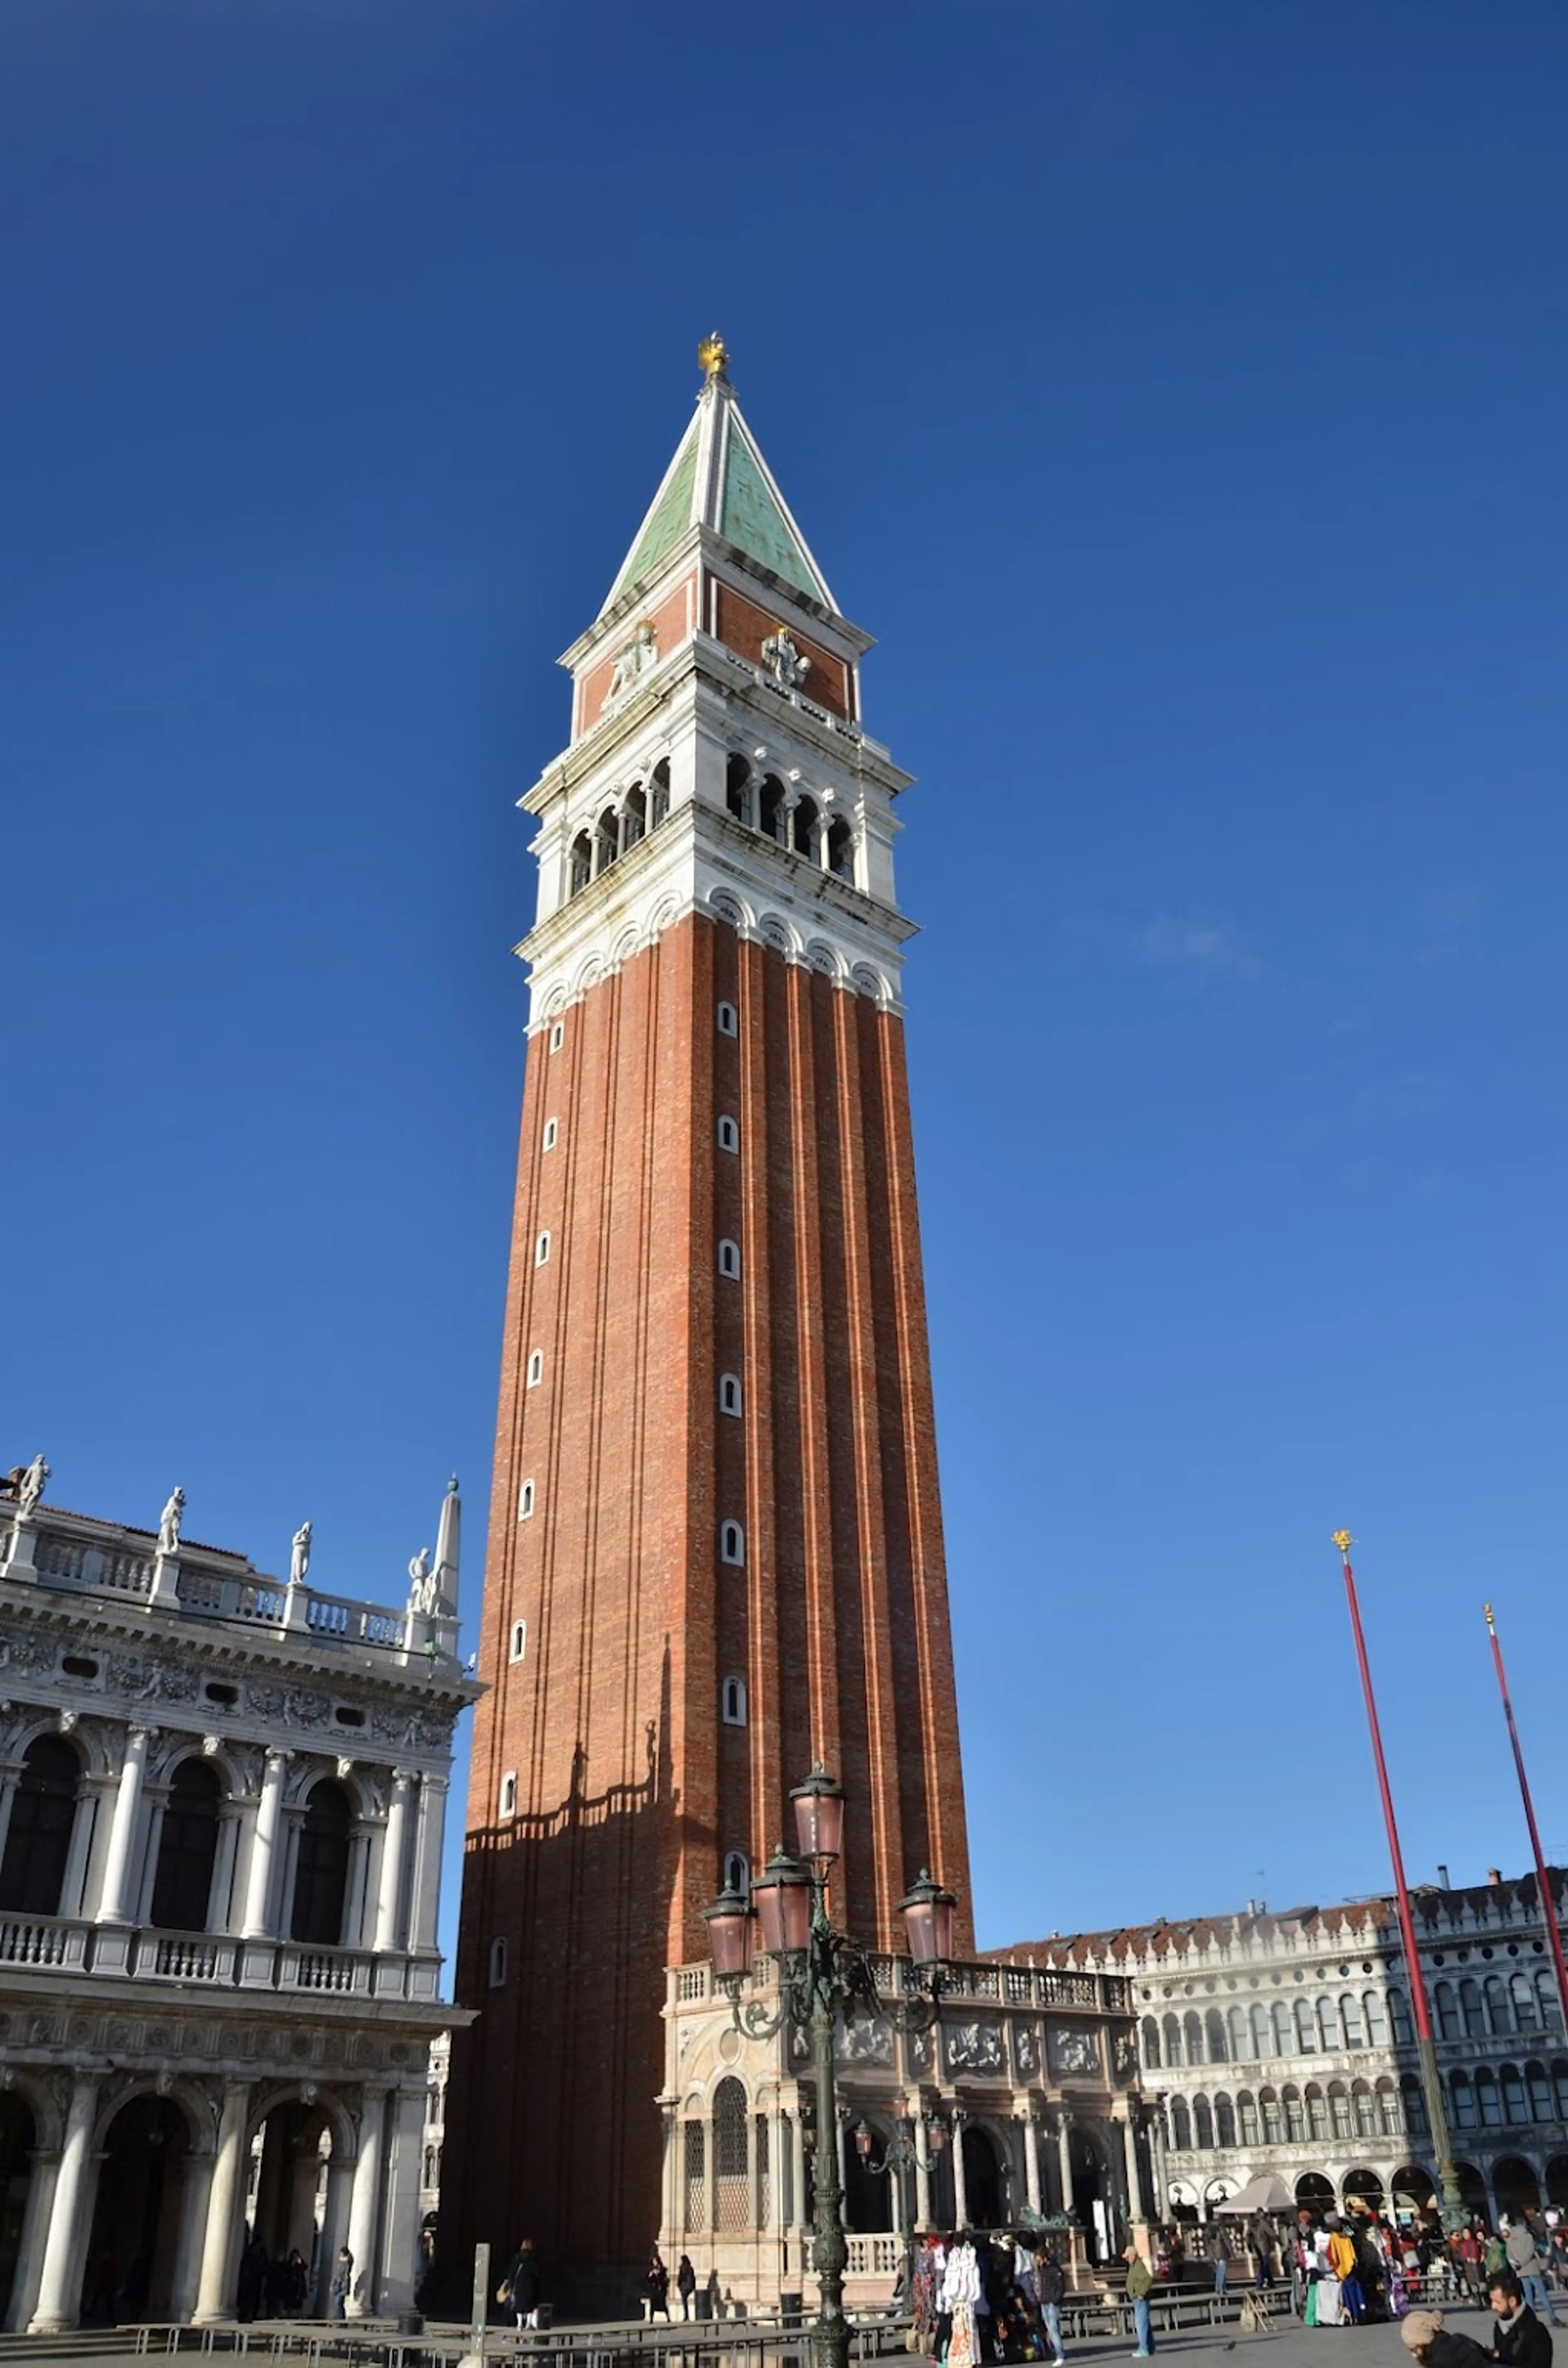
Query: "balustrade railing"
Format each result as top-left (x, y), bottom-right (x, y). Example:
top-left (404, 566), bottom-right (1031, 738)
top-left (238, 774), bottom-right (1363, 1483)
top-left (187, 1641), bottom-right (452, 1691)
top-left (0, 1913), bottom-right (419, 1996)
top-left (11, 1522), bottom-right (442, 1661)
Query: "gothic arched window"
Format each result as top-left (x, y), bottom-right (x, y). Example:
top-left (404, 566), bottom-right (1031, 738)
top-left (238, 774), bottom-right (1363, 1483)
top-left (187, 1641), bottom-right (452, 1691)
top-left (290, 1779), bottom-right (352, 1947)
top-left (1170, 2097), bottom-right (1192, 2150)
top-left (150, 1757), bottom-right (222, 1933)
top-left (721, 1676), bottom-right (747, 1728)
top-left (1205, 2007), bottom-right (1228, 2063)
top-left (1142, 2018), bottom-right (1161, 2069)
top-left (1215, 2093), bottom-right (1237, 2147)
top-left (0, 1734), bottom-right (80, 1917)
top-left (719, 1521), bottom-right (745, 1567)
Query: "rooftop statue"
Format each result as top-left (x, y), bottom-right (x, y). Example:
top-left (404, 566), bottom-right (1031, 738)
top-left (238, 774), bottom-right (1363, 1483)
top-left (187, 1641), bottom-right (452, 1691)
top-left (289, 1520), bottom-right (312, 1588)
top-left (158, 1486), bottom-right (185, 1557)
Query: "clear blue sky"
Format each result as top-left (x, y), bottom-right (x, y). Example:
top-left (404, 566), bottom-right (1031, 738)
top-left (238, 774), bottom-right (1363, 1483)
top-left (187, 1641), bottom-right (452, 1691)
top-left (6, 3), bottom-right (1566, 1970)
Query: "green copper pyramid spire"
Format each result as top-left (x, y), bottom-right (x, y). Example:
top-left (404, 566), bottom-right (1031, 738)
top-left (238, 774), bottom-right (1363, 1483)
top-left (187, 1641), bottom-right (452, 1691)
top-left (601, 344), bottom-right (835, 615)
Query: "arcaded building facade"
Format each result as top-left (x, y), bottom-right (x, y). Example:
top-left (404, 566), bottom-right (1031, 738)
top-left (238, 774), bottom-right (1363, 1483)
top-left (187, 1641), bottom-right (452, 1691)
top-left (0, 1465), bottom-right (475, 2332)
top-left (1007, 1870), bottom-right (1568, 2231)
top-left (446, 346), bottom-right (973, 2294)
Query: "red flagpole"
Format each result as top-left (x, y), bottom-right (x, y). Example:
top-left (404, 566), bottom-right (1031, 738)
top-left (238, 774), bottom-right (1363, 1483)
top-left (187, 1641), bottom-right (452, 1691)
top-left (1484, 1603), bottom-right (1568, 2034)
top-left (1333, 1531), bottom-right (1462, 2224)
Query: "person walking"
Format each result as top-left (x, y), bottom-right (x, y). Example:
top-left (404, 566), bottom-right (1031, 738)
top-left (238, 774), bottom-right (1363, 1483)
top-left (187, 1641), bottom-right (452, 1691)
top-left (329, 2245), bottom-right (354, 2322)
top-left (646, 2251), bottom-right (672, 2321)
top-left (1034, 2243), bottom-right (1067, 2366)
top-left (1211, 2224), bottom-right (1230, 2299)
top-left (1126, 2245), bottom-right (1156, 2358)
top-left (1507, 2221), bottom-right (1561, 2327)
top-left (1458, 2230), bottom-right (1485, 2306)
top-left (677, 2255), bottom-right (697, 2319)
top-left (505, 2236), bottom-right (544, 2330)
top-left (1489, 2270), bottom-right (1554, 2368)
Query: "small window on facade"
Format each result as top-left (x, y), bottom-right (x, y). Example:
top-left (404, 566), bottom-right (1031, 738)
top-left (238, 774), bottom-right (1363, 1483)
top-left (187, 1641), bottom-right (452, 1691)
top-left (510, 1619), bottom-right (528, 1663)
top-left (518, 1481), bottom-right (535, 1521)
top-left (526, 1350), bottom-right (543, 1387)
top-left (717, 1001), bottom-right (738, 1037)
top-left (722, 1675), bottom-right (747, 1727)
top-left (549, 1021), bottom-right (565, 1054)
top-left (489, 1936), bottom-right (508, 1989)
top-left (723, 1852), bottom-right (750, 1900)
top-left (333, 1706), bottom-right (365, 1728)
top-left (719, 1521), bottom-right (745, 1566)
top-left (499, 1771), bottom-right (518, 1819)
top-left (543, 1117), bottom-right (558, 1152)
top-left (718, 1238), bottom-right (741, 1280)
top-left (719, 1372), bottom-right (742, 1418)
top-left (717, 1115), bottom-right (739, 1154)
top-left (535, 1231), bottom-right (551, 1267)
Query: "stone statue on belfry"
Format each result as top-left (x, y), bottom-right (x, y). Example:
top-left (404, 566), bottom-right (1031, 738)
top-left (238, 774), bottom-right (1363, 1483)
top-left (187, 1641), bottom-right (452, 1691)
top-left (289, 1520), bottom-right (312, 1587)
top-left (406, 1547), bottom-right (438, 1617)
top-left (14, 1455), bottom-right (48, 1518)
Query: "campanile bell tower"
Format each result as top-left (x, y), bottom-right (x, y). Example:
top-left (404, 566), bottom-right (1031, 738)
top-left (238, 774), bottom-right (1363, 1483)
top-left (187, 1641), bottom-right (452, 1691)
top-left (448, 339), bottom-right (972, 2289)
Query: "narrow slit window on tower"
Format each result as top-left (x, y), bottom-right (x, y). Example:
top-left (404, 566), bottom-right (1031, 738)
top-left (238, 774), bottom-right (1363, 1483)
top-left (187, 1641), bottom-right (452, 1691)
top-left (595, 807), bottom-right (619, 874)
top-left (543, 1117), bottom-right (559, 1151)
top-left (721, 1675), bottom-right (747, 1727)
top-left (499, 1771), bottom-right (518, 1819)
top-left (719, 1521), bottom-right (745, 1566)
top-left (719, 1373), bottom-right (742, 1418)
top-left (725, 754), bottom-right (753, 826)
top-left (759, 776), bottom-right (786, 841)
top-left (716, 1001), bottom-right (738, 1037)
top-left (650, 758), bottom-right (670, 828)
top-left (489, 1936), bottom-right (508, 1989)
top-left (717, 1115), bottom-right (739, 1154)
top-left (723, 1852), bottom-right (750, 1900)
top-left (535, 1231), bottom-right (551, 1267)
top-left (510, 1619), bottom-right (528, 1663)
top-left (718, 1239), bottom-right (741, 1280)
top-left (518, 1481), bottom-right (535, 1521)
top-left (526, 1350), bottom-right (543, 1388)
top-left (549, 1021), bottom-right (565, 1054)
top-left (790, 795), bottom-right (819, 859)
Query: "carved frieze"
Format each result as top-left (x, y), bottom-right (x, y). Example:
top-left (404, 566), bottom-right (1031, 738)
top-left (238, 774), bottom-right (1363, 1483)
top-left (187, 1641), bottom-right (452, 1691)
top-left (944, 2020), bottom-right (1005, 2076)
top-left (1047, 2024), bottom-right (1102, 2081)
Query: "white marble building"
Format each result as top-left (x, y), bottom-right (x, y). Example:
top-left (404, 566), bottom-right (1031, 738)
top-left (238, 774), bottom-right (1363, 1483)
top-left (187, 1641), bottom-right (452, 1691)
top-left (1005, 1873), bottom-right (1568, 2231)
top-left (0, 1458), bottom-right (478, 2332)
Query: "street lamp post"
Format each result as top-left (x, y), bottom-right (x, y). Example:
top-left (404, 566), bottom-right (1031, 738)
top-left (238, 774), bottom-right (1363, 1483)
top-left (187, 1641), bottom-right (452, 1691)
top-left (702, 1768), bottom-right (958, 2368)
top-left (853, 2098), bottom-right (921, 2299)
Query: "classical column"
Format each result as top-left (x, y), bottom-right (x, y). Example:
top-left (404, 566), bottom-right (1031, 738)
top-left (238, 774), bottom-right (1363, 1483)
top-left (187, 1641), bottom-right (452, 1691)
top-left (59, 1762), bottom-right (104, 1919)
top-left (169, 2145), bottom-right (216, 2322)
top-left (373, 1770), bottom-right (413, 1953)
top-left (1057, 2116), bottom-right (1074, 2221)
top-left (0, 1764), bottom-right (23, 1871)
top-left (346, 2088), bottom-right (389, 2318)
top-left (1149, 2114), bottom-right (1168, 2221)
top-left (240, 1750), bottom-right (289, 1939)
top-left (1023, 2113), bottom-right (1042, 2214)
top-left (8, 2139), bottom-right (59, 2333)
top-left (29, 2071), bottom-right (98, 2332)
top-left (193, 2080), bottom-right (250, 2325)
top-left (913, 2114), bottom-right (932, 2231)
top-left (315, 2154), bottom-right (354, 2316)
top-left (408, 1773), bottom-right (448, 1952)
top-left (1121, 2112), bottom-right (1147, 2223)
top-left (98, 1727), bottom-right (153, 1922)
top-left (378, 2087), bottom-right (426, 2316)
top-left (952, 2110), bottom-right (969, 2230)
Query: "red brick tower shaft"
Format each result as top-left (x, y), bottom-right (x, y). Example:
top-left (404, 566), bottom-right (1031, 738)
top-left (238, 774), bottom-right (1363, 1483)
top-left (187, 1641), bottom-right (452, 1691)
top-left (446, 350), bottom-right (971, 2291)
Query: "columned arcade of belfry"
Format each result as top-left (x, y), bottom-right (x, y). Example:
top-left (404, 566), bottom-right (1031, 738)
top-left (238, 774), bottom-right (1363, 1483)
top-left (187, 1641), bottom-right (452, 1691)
top-left (0, 1457), bottom-right (476, 2333)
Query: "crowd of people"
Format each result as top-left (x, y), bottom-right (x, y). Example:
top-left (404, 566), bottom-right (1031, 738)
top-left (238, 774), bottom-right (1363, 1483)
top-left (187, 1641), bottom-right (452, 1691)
top-left (909, 2231), bottom-right (1072, 2364)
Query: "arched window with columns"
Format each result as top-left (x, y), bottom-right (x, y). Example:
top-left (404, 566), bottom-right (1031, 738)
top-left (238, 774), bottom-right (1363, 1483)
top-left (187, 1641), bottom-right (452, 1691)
top-left (0, 1733), bottom-right (81, 1917)
top-left (1142, 2016), bottom-right (1161, 2069)
top-left (713, 2076), bottom-right (750, 2232)
top-left (150, 1757), bottom-right (222, 1932)
top-left (290, 1779), bottom-right (352, 1947)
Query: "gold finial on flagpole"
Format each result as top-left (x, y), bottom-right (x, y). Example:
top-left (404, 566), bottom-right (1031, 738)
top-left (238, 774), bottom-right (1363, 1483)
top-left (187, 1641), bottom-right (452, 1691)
top-left (1331, 1528), bottom-right (1355, 1557)
top-left (1484, 1601), bottom-right (1496, 1629)
top-left (698, 331), bottom-right (730, 384)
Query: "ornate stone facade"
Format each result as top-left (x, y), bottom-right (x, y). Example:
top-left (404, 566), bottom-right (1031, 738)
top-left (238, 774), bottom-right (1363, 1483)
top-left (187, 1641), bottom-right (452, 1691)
top-left (660, 1950), bottom-right (1141, 2309)
top-left (0, 1471), bottom-right (477, 2331)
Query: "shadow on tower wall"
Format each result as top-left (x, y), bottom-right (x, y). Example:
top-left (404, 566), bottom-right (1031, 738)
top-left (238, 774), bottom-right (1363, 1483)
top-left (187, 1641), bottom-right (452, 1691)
top-left (437, 1642), bottom-right (686, 2322)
